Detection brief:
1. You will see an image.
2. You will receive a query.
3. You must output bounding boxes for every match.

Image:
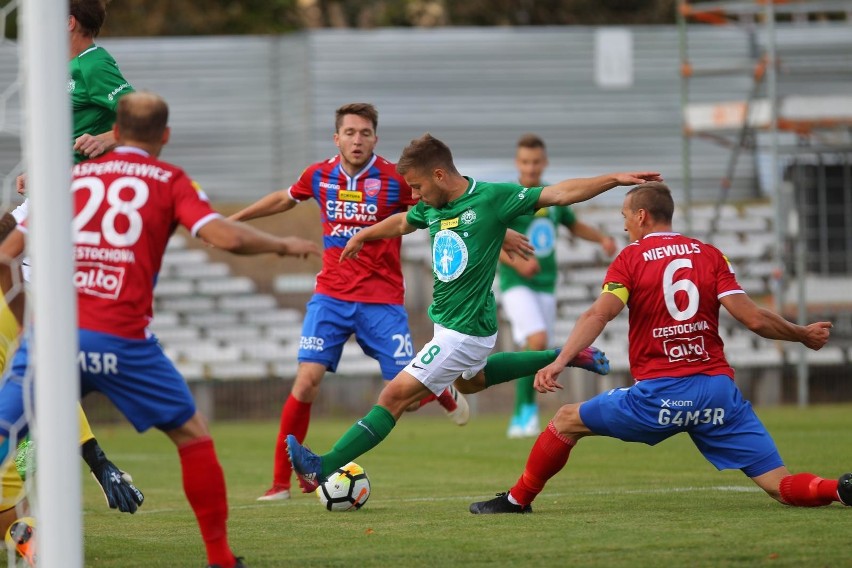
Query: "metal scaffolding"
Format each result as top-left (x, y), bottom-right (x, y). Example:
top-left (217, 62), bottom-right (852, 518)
top-left (677, 0), bottom-right (852, 404)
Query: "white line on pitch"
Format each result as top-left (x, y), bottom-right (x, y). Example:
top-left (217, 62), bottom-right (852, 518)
top-left (117, 485), bottom-right (759, 516)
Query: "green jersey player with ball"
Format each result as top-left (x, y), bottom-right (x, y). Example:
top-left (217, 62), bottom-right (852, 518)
top-left (287, 133), bottom-right (661, 493)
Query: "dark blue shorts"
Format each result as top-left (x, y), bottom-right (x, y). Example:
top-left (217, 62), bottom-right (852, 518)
top-left (0, 329), bottom-right (195, 437)
top-left (579, 374), bottom-right (783, 478)
top-left (298, 293), bottom-right (412, 379)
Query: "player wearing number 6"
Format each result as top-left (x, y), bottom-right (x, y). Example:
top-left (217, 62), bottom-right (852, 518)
top-left (0, 92), bottom-right (319, 567)
top-left (469, 181), bottom-right (850, 515)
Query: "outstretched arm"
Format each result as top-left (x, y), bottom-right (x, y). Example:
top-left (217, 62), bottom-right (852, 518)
top-left (721, 293), bottom-right (831, 350)
top-left (569, 221), bottom-right (617, 257)
top-left (535, 291), bottom-right (625, 392)
top-left (537, 171), bottom-right (662, 208)
top-left (197, 217), bottom-right (320, 258)
top-left (340, 212), bottom-right (415, 261)
top-left (229, 189), bottom-right (297, 222)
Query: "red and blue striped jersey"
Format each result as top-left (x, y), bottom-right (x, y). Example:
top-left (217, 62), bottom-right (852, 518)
top-left (289, 153), bottom-right (416, 304)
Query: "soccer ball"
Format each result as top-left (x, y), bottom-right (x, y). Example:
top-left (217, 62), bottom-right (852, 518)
top-left (317, 461), bottom-right (371, 512)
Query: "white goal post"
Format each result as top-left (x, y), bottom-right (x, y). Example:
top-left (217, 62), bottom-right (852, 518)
top-left (20, 0), bottom-right (82, 566)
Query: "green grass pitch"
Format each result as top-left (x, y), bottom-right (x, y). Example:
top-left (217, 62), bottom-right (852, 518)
top-left (78, 405), bottom-right (852, 567)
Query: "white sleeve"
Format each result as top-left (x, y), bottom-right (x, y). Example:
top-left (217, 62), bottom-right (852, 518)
top-left (11, 199), bottom-right (28, 224)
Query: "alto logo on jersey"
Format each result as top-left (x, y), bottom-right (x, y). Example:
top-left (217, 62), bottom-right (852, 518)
top-left (364, 178), bottom-right (381, 197)
top-left (432, 229), bottom-right (468, 282)
top-left (517, 187), bottom-right (530, 200)
top-left (73, 262), bottom-right (125, 300)
top-left (663, 336), bottom-right (710, 363)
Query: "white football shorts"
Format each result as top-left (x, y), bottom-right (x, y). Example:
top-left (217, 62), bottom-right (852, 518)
top-left (403, 324), bottom-right (496, 394)
top-left (500, 286), bottom-right (557, 347)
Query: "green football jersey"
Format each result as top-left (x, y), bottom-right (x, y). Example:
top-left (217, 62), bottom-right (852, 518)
top-left (407, 178), bottom-right (543, 336)
top-left (497, 205), bottom-right (576, 293)
top-left (68, 44), bottom-right (134, 163)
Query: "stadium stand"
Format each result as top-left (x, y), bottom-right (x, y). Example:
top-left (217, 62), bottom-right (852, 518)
top-left (151, 233), bottom-right (397, 391)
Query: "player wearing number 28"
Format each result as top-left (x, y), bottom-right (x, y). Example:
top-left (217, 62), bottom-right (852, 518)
top-left (469, 181), bottom-right (851, 515)
top-left (0, 92), bottom-right (319, 567)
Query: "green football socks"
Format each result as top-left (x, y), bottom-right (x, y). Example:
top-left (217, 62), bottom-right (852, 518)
top-left (321, 405), bottom-right (396, 478)
top-left (484, 349), bottom-right (559, 388)
top-left (514, 374), bottom-right (536, 414)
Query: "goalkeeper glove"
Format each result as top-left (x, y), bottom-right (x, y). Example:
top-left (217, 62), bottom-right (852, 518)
top-left (14, 437), bottom-right (35, 480)
top-left (82, 438), bottom-right (145, 514)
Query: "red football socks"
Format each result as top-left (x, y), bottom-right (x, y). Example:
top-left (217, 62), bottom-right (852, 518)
top-left (779, 473), bottom-right (839, 507)
top-left (510, 421), bottom-right (576, 506)
top-left (178, 436), bottom-right (233, 567)
top-left (273, 395), bottom-right (312, 488)
top-left (418, 388), bottom-right (457, 411)
top-left (419, 393), bottom-right (437, 407)
top-left (435, 387), bottom-right (458, 411)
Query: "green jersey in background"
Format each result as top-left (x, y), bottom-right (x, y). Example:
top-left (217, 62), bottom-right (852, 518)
top-left (68, 44), bottom-right (134, 163)
top-left (497, 205), bottom-right (576, 294)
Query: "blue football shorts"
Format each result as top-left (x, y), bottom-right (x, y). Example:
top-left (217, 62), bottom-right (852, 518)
top-left (0, 329), bottom-right (196, 437)
top-left (579, 374), bottom-right (784, 478)
top-left (298, 293), bottom-right (412, 379)
top-left (0, 368), bottom-right (27, 441)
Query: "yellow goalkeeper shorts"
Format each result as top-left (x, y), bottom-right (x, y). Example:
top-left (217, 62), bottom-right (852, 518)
top-left (0, 455), bottom-right (24, 512)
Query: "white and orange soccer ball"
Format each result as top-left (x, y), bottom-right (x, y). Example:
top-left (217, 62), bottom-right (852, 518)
top-left (317, 461), bottom-right (371, 512)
